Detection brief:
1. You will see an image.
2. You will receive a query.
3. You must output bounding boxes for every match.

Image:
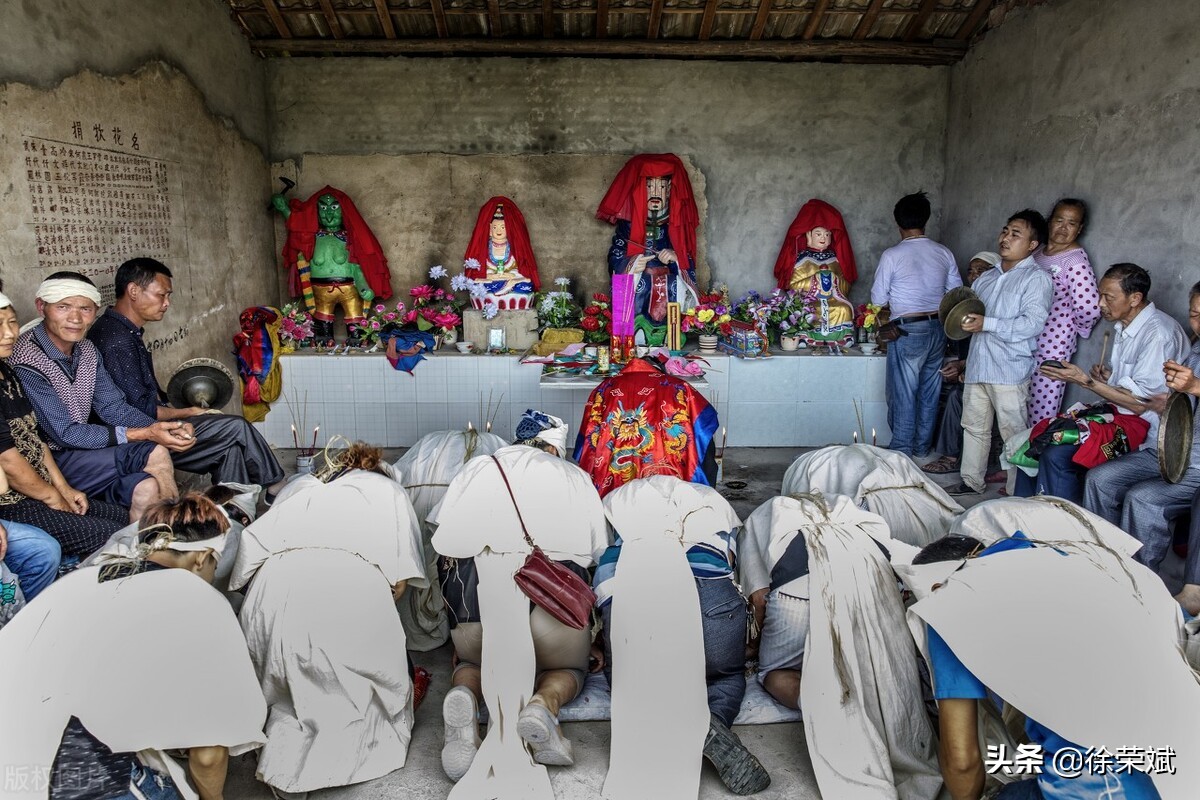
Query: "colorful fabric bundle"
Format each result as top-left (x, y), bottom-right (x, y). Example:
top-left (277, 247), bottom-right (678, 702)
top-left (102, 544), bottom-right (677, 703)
top-left (233, 306), bottom-right (283, 423)
top-left (381, 328), bottom-right (438, 373)
top-left (1009, 402), bottom-right (1150, 471)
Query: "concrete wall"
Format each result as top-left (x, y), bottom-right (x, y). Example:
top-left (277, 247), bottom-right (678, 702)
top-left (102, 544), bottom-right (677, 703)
top-left (0, 0), bottom-right (269, 150)
top-left (943, 0), bottom-right (1200, 384)
top-left (269, 58), bottom-right (950, 305)
top-left (0, 0), bottom-right (275, 402)
top-left (273, 153), bottom-right (706, 308)
top-left (0, 65), bottom-right (277, 398)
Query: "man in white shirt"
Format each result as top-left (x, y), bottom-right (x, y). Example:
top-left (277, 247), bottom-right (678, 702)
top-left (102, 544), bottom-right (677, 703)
top-left (871, 192), bottom-right (962, 457)
top-left (1028, 264), bottom-right (1188, 524)
top-left (950, 211), bottom-right (1054, 496)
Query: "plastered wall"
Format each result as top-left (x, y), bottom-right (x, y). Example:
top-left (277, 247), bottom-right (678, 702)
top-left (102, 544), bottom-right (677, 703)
top-left (268, 57), bottom-right (951, 305)
top-left (942, 0), bottom-right (1200, 389)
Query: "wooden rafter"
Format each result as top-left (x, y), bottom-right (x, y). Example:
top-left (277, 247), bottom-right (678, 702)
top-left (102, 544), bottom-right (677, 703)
top-left (749, 0), bottom-right (773, 40)
top-left (260, 0), bottom-right (292, 38)
top-left (595, 0), bottom-right (609, 38)
top-left (317, 0), bottom-right (345, 39)
top-left (373, 0), bottom-right (396, 38)
top-left (251, 36), bottom-right (967, 63)
top-left (543, 0), bottom-right (554, 37)
top-left (852, 0), bottom-right (884, 40)
top-left (430, 0), bottom-right (448, 37)
top-left (698, 0), bottom-right (719, 40)
top-left (955, 0), bottom-right (993, 40)
top-left (647, 0), bottom-right (665, 38)
top-left (488, 0), bottom-right (502, 35)
top-left (802, 0), bottom-right (829, 40)
top-left (236, 5), bottom-right (940, 23)
top-left (902, 0), bottom-right (938, 42)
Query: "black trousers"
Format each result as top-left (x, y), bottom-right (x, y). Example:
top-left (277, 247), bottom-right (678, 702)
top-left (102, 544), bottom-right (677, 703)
top-left (170, 414), bottom-right (285, 486)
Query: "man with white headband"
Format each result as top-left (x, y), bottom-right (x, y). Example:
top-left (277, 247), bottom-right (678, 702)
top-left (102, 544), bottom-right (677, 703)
top-left (88, 258), bottom-right (286, 498)
top-left (7, 272), bottom-right (190, 522)
top-left (0, 286), bottom-right (128, 563)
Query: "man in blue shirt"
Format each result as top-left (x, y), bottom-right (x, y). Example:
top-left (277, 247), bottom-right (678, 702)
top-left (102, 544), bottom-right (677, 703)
top-left (88, 259), bottom-right (284, 495)
top-left (913, 534), bottom-right (1162, 800)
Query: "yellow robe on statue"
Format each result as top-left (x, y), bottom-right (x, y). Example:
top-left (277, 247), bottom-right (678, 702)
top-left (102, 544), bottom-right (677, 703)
top-left (789, 250), bottom-right (854, 342)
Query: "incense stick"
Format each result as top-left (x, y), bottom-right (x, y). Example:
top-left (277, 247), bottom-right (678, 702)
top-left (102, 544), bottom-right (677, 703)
top-left (1099, 330), bottom-right (1111, 368)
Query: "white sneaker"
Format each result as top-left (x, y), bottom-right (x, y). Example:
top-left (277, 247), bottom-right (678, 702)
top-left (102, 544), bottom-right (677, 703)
top-left (516, 700), bottom-right (574, 766)
top-left (441, 685), bottom-right (482, 781)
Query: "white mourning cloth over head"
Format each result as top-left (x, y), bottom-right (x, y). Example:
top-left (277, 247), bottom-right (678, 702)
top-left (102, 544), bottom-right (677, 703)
top-left (782, 444), bottom-right (961, 547)
top-left (430, 445), bottom-right (608, 800)
top-left (601, 476), bottom-right (739, 800)
top-left (0, 566), bottom-right (266, 800)
top-left (948, 495), bottom-right (1142, 557)
top-left (904, 540), bottom-right (1198, 800)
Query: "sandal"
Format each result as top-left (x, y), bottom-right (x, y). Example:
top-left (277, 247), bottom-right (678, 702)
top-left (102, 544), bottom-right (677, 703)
top-left (921, 456), bottom-right (959, 475)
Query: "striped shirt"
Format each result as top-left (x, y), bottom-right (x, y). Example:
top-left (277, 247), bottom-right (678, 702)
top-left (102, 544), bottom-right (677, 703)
top-left (965, 256), bottom-right (1054, 386)
top-left (593, 529), bottom-right (737, 609)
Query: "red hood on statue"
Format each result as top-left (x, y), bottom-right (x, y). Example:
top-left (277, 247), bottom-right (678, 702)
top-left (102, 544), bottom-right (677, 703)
top-left (596, 154), bottom-right (700, 271)
top-left (281, 185), bottom-right (393, 300)
top-left (773, 198), bottom-right (857, 289)
top-left (462, 195), bottom-right (541, 291)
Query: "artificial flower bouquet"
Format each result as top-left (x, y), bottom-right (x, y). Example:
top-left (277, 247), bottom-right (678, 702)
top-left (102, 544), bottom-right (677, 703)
top-left (349, 300), bottom-right (407, 348)
top-left (278, 302), bottom-right (315, 347)
top-left (855, 302), bottom-right (883, 332)
top-left (682, 293), bottom-right (734, 337)
top-left (535, 277), bottom-right (583, 331)
top-left (580, 292), bottom-right (613, 344)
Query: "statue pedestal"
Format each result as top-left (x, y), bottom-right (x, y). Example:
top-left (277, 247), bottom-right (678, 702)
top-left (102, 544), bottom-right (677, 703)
top-left (462, 309), bottom-right (539, 350)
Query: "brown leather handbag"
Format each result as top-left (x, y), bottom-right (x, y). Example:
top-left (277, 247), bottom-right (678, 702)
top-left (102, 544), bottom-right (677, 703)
top-left (490, 456), bottom-right (596, 630)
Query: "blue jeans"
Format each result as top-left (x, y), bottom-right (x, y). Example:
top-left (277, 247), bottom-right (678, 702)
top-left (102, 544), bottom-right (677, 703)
top-left (885, 319), bottom-right (945, 456)
top-left (1015, 444), bottom-right (1086, 505)
top-left (111, 763), bottom-right (182, 800)
top-left (601, 575), bottom-right (748, 729)
top-left (1, 519), bottom-right (61, 600)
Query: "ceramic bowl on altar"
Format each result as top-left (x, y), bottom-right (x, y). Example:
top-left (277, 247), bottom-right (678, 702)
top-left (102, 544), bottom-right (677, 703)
top-left (860, 343), bottom-right (879, 355)
top-left (456, 341), bottom-right (475, 353)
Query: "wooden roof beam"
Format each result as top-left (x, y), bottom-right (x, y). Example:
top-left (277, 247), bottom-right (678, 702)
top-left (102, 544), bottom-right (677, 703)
top-left (373, 0), bottom-right (397, 38)
top-left (595, 0), bottom-right (609, 39)
top-left (317, 0), bottom-right (345, 39)
top-left (955, 0), bottom-right (993, 40)
top-left (802, 0), bottom-right (829, 40)
top-left (543, 0), bottom-right (554, 37)
top-left (430, 0), bottom-right (448, 37)
top-left (488, 0), bottom-right (503, 35)
top-left (902, 0), bottom-right (938, 42)
top-left (251, 36), bottom-right (967, 62)
top-left (852, 0), bottom-right (884, 40)
top-left (647, 0), bottom-right (665, 38)
top-left (261, 0), bottom-right (292, 38)
top-left (698, 0), bottom-right (719, 40)
top-left (749, 0), bottom-right (773, 40)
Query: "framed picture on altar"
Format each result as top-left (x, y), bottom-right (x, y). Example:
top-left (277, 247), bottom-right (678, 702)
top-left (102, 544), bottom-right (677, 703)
top-left (488, 328), bottom-right (506, 352)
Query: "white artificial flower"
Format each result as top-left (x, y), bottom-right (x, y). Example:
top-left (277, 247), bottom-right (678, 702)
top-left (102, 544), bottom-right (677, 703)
top-left (554, 276), bottom-right (570, 287)
top-left (540, 296), bottom-right (556, 313)
top-left (451, 274), bottom-right (471, 292)
top-left (429, 265), bottom-right (448, 279)
top-left (483, 302), bottom-right (499, 320)
top-left (469, 282), bottom-right (488, 299)
top-left (464, 257), bottom-right (481, 270)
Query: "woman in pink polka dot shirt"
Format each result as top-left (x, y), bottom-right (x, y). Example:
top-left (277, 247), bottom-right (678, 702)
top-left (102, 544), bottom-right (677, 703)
top-left (1028, 198), bottom-right (1102, 425)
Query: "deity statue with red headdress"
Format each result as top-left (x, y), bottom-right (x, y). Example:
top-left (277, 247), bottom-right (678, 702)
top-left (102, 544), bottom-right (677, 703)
top-left (462, 196), bottom-right (540, 311)
top-left (597, 154), bottom-right (701, 346)
top-left (272, 186), bottom-right (393, 345)
top-left (773, 199), bottom-right (857, 347)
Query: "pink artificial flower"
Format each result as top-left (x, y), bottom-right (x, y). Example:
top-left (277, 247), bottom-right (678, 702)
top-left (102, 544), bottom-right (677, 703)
top-left (410, 285), bottom-right (434, 301)
top-left (375, 304), bottom-right (386, 314)
top-left (403, 309), bottom-right (418, 324)
top-left (383, 312), bottom-right (397, 322)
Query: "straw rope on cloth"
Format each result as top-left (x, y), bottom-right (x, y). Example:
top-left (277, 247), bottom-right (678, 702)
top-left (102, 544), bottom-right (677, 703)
top-left (781, 445), bottom-right (961, 548)
top-left (601, 477), bottom-right (738, 800)
top-left (394, 428), bottom-right (509, 650)
top-left (429, 445), bottom-right (608, 800)
top-left (948, 495), bottom-right (1142, 557)
top-left (230, 470), bottom-right (427, 793)
top-left (0, 566), bottom-right (266, 800)
top-left (895, 539), bottom-right (1199, 800)
top-left (749, 492), bottom-right (942, 800)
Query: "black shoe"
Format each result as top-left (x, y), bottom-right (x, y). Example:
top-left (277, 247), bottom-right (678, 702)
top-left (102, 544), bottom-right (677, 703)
top-left (947, 482), bottom-right (982, 496)
top-left (702, 715), bottom-right (771, 795)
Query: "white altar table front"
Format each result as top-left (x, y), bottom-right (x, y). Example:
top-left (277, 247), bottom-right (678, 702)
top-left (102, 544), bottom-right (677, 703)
top-left (252, 349), bottom-right (891, 449)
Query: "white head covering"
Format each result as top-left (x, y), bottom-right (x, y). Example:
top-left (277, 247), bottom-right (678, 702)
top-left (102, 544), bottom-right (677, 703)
top-left (0, 291), bottom-right (12, 309)
top-left (218, 481), bottom-right (261, 523)
top-left (970, 250), bottom-right (1001, 267)
top-left (35, 277), bottom-right (103, 306)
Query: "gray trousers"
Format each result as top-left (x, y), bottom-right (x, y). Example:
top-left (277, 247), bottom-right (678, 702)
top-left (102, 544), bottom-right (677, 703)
top-left (1085, 450), bottom-right (1200, 572)
top-left (170, 413), bottom-right (285, 487)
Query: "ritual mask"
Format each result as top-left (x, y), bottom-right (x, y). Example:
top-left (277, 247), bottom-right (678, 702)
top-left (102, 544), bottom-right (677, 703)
top-left (317, 194), bottom-right (344, 230)
top-left (806, 226), bottom-right (832, 252)
top-left (645, 176), bottom-right (671, 215)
